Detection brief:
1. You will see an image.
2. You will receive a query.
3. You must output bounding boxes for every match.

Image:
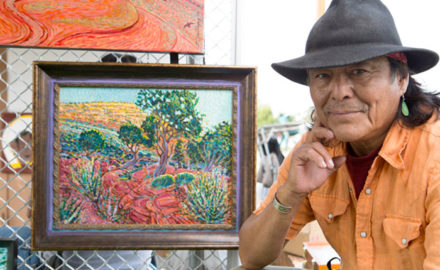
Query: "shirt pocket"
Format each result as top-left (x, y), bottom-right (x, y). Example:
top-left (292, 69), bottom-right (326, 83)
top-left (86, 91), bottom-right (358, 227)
top-left (383, 216), bottom-right (422, 248)
top-left (309, 194), bottom-right (349, 223)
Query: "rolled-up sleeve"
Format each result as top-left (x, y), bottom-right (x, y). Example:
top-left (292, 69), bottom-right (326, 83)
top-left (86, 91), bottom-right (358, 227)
top-left (253, 134), bottom-right (315, 240)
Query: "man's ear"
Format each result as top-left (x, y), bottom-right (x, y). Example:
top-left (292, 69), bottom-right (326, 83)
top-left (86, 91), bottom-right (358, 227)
top-left (398, 73), bottom-right (409, 95)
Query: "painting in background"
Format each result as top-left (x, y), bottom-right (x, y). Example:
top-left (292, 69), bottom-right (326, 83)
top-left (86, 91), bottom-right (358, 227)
top-left (0, 239), bottom-right (17, 270)
top-left (0, 247), bottom-right (5, 270)
top-left (0, 0), bottom-right (204, 53)
top-left (56, 86), bottom-right (233, 229)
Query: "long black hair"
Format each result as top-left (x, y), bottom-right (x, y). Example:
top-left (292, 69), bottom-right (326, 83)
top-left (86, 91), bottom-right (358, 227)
top-left (389, 58), bottom-right (440, 128)
top-left (261, 137), bottom-right (284, 164)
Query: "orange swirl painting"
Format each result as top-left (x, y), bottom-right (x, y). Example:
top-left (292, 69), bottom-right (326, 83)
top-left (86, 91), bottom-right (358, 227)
top-left (0, 0), bottom-right (204, 53)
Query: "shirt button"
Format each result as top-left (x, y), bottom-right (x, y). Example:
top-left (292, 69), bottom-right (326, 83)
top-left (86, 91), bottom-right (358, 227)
top-left (365, 188), bottom-right (371, 195)
top-left (402, 238), bottom-right (408, 245)
top-left (360, 232), bottom-right (367, 238)
top-left (328, 213), bottom-right (333, 219)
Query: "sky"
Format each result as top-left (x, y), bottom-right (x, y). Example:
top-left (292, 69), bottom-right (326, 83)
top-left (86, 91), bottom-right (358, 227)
top-left (237, 0), bottom-right (440, 118)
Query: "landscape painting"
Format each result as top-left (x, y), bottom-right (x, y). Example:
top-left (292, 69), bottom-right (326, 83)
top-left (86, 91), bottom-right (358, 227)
top-left (56, 85), bottom-right (234, 229)
top-left (0, 0), bottom-right (204, 53)
top-left (32, 62), bottom-right (256, 249)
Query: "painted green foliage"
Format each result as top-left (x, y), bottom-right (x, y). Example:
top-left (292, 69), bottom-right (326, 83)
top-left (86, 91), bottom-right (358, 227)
top-left (78, 129), bottom-right (105, 154)
top-left (184, 173), bottom-right (229, 224)
top-left (174, 172), bottom-right (195, 186)
top-left (152, 174), bottom-right (175, 188)
top-left (136, 89), bottom-right (204, 176)
top-left (152, 172), bottom-right (195, 189)
top-left (118, 123), bottom-right (153, 160)
top-left (187, 121), bottom-right (232, 171)
top-left (69, 158), bottom-right (102, 202)
top-left (59, 197), bottom-right (84, 224)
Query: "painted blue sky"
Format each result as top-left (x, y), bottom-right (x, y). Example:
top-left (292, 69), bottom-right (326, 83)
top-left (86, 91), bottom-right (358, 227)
top-left (60, 87), bottom-right (233, 128)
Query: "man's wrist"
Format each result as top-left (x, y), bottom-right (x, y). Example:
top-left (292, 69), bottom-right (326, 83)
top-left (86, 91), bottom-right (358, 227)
top-left (274, 185), bottom-right (307, 211)
top-left (272, 193), bottom-right (292, 214)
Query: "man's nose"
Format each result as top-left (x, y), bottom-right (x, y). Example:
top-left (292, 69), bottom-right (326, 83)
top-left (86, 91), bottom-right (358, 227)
top-left (329, 73), bottom-right (353, 100)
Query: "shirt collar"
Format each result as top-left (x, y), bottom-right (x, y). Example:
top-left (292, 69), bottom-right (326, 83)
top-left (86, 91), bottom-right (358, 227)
top-left (331, 120), bottom-right (409, 170)
top-left (377, 121), bottom-right (409, 170)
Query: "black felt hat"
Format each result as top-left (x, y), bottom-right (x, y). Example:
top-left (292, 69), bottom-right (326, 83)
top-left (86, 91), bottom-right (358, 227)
top-left (272, 0), bottom-right (439, 85)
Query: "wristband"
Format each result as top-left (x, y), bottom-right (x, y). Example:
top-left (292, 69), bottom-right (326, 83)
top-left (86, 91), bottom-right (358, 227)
top-left (272, 193), bottom-right (292, 214)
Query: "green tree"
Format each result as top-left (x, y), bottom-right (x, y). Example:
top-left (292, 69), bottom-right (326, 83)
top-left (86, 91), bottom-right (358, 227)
top-left (78, 129), bottom-right (105, 154)
top-left (118, 123), bottom-right (153, 160)
top-left (187, 121), bottom-right (232, 172)
top-left (136, 89), bottom-right (204, 176)
top-left (257, 104), bottom-right (276, 128)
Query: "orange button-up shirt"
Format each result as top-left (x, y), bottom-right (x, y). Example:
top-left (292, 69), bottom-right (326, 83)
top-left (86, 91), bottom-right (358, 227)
top-left (255, 117), bottom-right (440, 269)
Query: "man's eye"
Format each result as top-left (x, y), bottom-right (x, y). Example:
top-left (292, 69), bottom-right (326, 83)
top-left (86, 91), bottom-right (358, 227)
top-left (352, 69), bottom-right (366, 75)
top-left (315, 73), bottom-right (329, 79)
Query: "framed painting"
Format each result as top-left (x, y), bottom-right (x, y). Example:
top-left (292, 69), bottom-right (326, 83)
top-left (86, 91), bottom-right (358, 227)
top-left (0, 239), bottom-right (17, 270)
top-left (32, 61), bottom-right (256, 250)
top-left (0, 0), bottom-right (204, 54)
top-left (0, 113), bottom-right (32, 174)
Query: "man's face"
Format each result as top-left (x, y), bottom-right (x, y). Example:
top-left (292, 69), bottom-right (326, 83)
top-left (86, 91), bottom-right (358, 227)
top-left (308, 57), bottom-right (408, 145)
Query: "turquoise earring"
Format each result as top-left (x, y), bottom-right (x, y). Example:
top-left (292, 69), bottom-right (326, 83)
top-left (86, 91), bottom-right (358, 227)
top-left (401, 95), bottom-right (409, 117)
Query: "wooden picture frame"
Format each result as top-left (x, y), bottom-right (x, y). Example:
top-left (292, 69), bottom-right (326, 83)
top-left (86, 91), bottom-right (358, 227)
top-left (32, 61), bottom-right (256, 250)
top-left (0, 238), bottom-right (17, 270)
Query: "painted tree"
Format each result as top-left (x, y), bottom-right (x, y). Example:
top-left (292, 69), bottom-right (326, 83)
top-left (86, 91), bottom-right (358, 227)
top-left (187, 121), bottom-right (232, 172)
top-left (173, 139), bottom-right (187, 168)
top-left (78, 129), bottom-right (105, 155)
top-left (136, 89), bottom-right (204, 176)
top-left (118, 123), bottom-right (153, 160)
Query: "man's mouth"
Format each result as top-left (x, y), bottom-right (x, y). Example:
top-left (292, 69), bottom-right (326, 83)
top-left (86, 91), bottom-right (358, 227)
top-left (330, 110), bottom-right (362, 115)
top-left (325, 105), bottom-right (368, 116)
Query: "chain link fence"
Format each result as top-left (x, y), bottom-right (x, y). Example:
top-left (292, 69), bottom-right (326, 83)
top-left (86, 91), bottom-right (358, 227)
top-left (0, 0), bottom-right (239, 269)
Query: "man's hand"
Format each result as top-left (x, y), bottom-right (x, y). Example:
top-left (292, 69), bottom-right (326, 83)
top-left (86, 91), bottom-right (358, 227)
top-left (238, 119), bottom-right (346, 269)
top-left (280, 119), bottom-right (346, 201)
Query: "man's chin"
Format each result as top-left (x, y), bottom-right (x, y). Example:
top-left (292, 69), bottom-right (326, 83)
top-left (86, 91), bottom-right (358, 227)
top-left (333, 131), bottom-right (362, 143)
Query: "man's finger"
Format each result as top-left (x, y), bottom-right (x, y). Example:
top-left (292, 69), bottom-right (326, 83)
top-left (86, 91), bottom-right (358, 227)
top-left (306, 127), bottom-right (334, 143)
top-left (332, 155), bottom-right (347, 169)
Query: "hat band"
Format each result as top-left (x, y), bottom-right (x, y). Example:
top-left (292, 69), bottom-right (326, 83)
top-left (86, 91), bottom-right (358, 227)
top-left (387, 52), bottom-right (407, 63)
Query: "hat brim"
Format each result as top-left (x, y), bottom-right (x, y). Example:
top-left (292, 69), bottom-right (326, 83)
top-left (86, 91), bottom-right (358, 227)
top-left (272, 43), bottom-right (439, 85)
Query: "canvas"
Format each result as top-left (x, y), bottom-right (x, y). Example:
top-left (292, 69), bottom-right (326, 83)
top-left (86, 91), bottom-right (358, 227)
top-left (0, 0), bottom-right (204, 53)
top-left (57, 86), bottom-right (234, 229)
top-left (32, 62), bottom-right (256, 249)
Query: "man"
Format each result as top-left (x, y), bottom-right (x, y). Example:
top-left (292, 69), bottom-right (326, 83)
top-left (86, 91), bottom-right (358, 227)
top-left (239, 0), bottom-right (440, 269)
